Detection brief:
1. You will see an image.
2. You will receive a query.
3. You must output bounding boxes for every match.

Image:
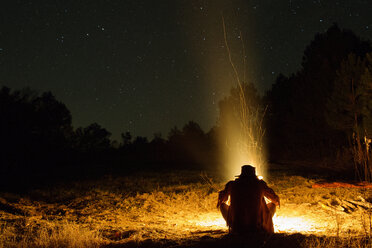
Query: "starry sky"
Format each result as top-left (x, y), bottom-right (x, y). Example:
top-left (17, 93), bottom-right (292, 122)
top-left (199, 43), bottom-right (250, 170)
top-left (1, 0), bottom-right (371, 140)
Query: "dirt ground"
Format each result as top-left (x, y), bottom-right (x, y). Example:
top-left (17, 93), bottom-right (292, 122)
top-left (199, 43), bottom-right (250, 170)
top-left (0, 164), bottom-right (371, 247)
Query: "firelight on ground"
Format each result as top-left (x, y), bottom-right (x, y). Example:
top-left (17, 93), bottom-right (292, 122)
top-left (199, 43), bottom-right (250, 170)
top-left (194, 212), bottom-right (318, 234)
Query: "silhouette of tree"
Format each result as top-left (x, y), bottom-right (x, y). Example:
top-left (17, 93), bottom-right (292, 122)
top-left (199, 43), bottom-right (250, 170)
top-left (359, 53), bottom-right (372, 135)
top-left (265, 24), bottom-right (372, 161)
top-left (32, 92), bottom-right (73, 151)
top-left (298, 24), bottom-right (371, 133)
top-left (218, 82), bottom-right (261, 124)
top-left (0, 87), bottom-right (75, 188)
top-left (120, 131), bottom-right (132, 147)
top-left (0, 87), bottom-right (73, 161)
top-left (181, 121), bottom-right (208, 166)
top-left (74, 123), bottom-right (111, 152)
top-left (182, 121), bottom-right (205, 141)
top-left (132, 136), bottom-right (148, 146)
top-left (168, 126), bottom-right (182, 144)
top-left (149, 133), bottom-right (167, 163)
top-left (151, 132), bottom-right (164, 144)
top-left (165, 122), bottom-right (210, 168)
top-left (326, 53), bottom-right (372, 136)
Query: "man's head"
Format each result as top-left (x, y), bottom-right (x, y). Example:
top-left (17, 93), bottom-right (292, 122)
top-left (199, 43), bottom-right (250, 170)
top-left (236, 165), bottom-right (256, 178)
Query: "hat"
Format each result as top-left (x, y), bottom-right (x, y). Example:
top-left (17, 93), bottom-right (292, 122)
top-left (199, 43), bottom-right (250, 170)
top-left (236, 165), bottom-right (256, 178)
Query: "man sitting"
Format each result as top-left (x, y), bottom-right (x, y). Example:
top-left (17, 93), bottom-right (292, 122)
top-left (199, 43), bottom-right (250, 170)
top-left (217, 165), bottom-right (280, 234)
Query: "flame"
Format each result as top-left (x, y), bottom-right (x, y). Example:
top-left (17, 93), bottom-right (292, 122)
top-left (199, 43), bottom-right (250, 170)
top-left (196, 194), bottom-right (317, 234)
top-left (225, 195), bottom-right (231, 206)
top-left (193, 213), bottom-right (318, 233)
top-left (273, 215), bottom-right (317, 233)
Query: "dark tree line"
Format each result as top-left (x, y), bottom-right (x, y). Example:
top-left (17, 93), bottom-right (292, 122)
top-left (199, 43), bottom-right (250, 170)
top-left (204, 24), bottom-right (372, 178)
top-left (0, 88), bottom-right (72, 174)
top-left (0, 87), bottom-right (114, 189)
top-left (0, 88), bottom-right (216, 189)
top-left (114, 121), bottom-right (216, 172)
top-left (1, 24), bottom-right (371, 189)
top-left (264, 24), bottom-right (372, 174)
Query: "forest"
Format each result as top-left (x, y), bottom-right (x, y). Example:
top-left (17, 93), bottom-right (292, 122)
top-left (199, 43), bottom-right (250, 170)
top-left (1, 24), bottom-right (371, 190)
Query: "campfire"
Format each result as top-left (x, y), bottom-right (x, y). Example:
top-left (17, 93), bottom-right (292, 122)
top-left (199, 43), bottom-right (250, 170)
top-left (194, 215), bottom-right (319, 234)
top-left (197, 173), bottom-right (371, 236)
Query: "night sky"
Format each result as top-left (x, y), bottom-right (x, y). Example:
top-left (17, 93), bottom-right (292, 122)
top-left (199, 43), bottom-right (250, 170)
top-left (1, 0), bottom-right (371, 140)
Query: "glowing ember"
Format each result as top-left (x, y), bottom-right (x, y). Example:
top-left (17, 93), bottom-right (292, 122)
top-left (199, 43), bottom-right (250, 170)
top-left (225, 195), bottom-right (231, 206)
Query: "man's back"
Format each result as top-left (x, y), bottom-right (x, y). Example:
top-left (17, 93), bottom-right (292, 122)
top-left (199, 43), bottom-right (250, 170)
top-left (229, 177), bottom-right (266, 232)
top-left (218, 168), bottom-right (279, 234)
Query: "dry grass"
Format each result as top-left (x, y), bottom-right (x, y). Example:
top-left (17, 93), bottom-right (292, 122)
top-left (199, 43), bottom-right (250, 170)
top-left (302, 235), bottom-right (370, 248)
top-left (0, 167), bottom-right (370, 247)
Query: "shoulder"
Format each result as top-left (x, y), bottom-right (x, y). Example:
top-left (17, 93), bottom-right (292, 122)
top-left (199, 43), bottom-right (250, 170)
top-left (258, 179), bottom-right (269, 187)
top-left (226, 180), bottom-right (235, 186)
top-left (225, 180), bottom-right (235, 188)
